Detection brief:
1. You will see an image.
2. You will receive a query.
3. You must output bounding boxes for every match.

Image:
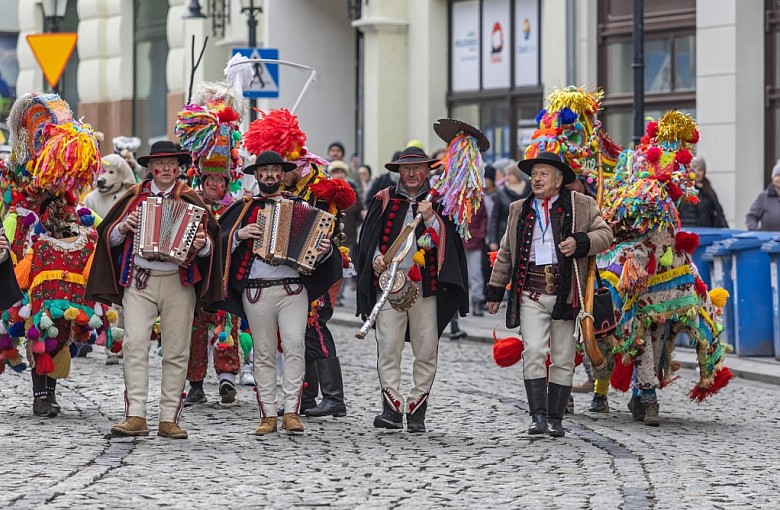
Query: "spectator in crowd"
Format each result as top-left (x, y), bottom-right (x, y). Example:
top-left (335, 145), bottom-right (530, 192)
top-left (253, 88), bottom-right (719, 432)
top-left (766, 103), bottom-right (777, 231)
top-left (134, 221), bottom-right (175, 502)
top-left (464, 202), bottom-right (488, 317)
top-left (489, 163), bottom-right (531, 251)
top-left (678, 157), bottom-right (728, 228)
top-left (482, 165), bottom-right (498, 292)
top-left (357, 164), bottom-right (373, 204)
top-left (329, 161), bottom-right (363, 301)
top-left (491, 158), bottom-right (515, 188)
top-left (328, 141), bottom-right (345, 162)
top-left (746, 159), bottom-right (780, 231)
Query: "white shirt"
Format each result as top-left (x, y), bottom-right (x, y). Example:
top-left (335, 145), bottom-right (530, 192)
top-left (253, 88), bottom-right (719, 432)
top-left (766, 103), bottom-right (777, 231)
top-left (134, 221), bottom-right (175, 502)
top-left (109, 181), bottom-right (211, 271)
top-left (529, 194), bottom-right (559, 265)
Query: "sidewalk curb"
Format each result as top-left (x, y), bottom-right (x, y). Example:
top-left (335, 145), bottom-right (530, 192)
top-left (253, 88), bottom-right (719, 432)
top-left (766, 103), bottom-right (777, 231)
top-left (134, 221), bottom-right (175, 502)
top-left (332, 313), bottom-right (780, 387)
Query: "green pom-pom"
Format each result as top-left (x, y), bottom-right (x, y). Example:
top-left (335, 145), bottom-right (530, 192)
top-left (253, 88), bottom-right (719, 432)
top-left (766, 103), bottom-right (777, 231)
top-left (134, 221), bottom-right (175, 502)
top-left (89, 315), bottom-right (103, 329)
top-left (229, 180), bottom-right (242, 192)
top-left (239, 332), bottom-right (253, 362)
top-left (49, 307), bottom-right (64, 319)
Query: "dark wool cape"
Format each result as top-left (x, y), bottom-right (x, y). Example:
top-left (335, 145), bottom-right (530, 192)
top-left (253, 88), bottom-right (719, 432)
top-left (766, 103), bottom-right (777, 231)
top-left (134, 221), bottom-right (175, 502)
top-left (209, 196), bottom-right (343, 320)
top-left (85, 180), bottom-right (224, 308)
top-left (355, 186), bottom-right (469, 338)
top-left (0, 243), bottom-right (22, 310)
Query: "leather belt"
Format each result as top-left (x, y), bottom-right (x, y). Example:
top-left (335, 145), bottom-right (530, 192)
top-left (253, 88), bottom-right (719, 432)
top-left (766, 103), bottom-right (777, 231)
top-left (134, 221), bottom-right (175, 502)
top-left (525, 264), bottom-right (559, 295)
top-left (245, 277), bottom-right (302, 289)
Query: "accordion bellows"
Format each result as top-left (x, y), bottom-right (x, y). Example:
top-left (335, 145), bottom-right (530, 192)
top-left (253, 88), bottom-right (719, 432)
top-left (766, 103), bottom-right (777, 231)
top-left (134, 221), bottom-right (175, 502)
top-left (252, 199), bottom-right (334, 275)
top-left (135, 197), bottom-right (206, 265)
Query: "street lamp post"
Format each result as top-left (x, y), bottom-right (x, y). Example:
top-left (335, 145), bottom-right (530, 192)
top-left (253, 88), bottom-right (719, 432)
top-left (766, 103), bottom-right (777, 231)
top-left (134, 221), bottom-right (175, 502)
top-left (40, 0), bottom-right (68, 93)
top-left (631, 0), bottom-right (645, 146)
top-left (241, 0), bottom-right (263, 122)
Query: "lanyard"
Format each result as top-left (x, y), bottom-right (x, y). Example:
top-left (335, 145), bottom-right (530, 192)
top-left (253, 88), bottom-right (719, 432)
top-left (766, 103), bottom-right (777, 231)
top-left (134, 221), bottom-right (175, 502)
top-left (533, 198), bottom-right (551, 243)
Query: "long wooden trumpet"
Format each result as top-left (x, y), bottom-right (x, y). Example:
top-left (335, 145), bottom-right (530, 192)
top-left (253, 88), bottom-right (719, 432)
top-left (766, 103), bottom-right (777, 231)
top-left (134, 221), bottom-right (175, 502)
top-left (581, 151), bottom-right (608, 371)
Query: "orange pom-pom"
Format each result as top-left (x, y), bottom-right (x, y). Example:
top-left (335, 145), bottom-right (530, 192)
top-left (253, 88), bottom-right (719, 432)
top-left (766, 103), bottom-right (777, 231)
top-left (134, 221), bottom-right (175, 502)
top-left (15, 249), bottom-right (34, 290)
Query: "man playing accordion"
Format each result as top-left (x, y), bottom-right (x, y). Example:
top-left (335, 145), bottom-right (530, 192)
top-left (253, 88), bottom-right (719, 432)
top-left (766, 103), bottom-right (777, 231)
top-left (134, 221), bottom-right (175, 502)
top-left (86, 140), bottom-right (224, 439)
top-left (214, 150), bottom-right (342, 436)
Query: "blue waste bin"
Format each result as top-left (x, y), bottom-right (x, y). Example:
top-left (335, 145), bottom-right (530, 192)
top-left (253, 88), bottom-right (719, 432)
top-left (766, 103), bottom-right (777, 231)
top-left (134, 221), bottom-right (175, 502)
top-left (680, 227), bottom-right (742, 288)
top-left (761, 238), bottom-right (780, 361)
top-left (702, 242), bottom-right (736, 350)
top-left (725, 232), bottom-right (777, 356)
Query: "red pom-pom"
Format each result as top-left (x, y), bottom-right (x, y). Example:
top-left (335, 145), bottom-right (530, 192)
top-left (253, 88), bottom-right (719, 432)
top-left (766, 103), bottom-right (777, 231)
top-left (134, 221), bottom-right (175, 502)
top-left (109, 340), bottom-right (123, 353)
top-left (408, 265), bottom-right (421, 282)
top-left (423, 227), bottom-right (439, 247)
top-left (646, 146), bottom-right (662, 163)
top-left (488, 251), bottom-right (498, 267)
top-left (308, 178), bottom-right (357, 210)
top-left (688, 367), bottom-right (733, 403)
top-left (689, 129), bottom-right (700, 144)
top-left (610, 356), bottom-right (635, 392)
top-left (675, 231), bottom-right (700, 254)
top-left (243, 108), bottom-right (306, 159)
top-left (35, 352), bottom-right (55, 375)
top-left (492, 329), bottom-right (523, 367)
top-left (216, 107), bottom-right (240, 123)
top-left (187, 167), bottom-right (196, 177)
top-left (646, 121), bottom-right (658, 138)
top-left (694, 277), bottom-right (708, 296)
top-left (574, 351), bottom-right (585, 367)
top-left (675, 148), bottom-right (693, 165)
top-left (667, 183), bottom-right (683, 201)
top-left (640, 135), bottom-right (652, 145)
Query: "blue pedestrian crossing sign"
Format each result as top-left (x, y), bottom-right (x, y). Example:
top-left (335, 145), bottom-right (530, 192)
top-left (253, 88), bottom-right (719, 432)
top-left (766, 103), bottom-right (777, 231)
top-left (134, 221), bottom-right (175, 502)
top-left (231, 47), bottom-right (279, 99)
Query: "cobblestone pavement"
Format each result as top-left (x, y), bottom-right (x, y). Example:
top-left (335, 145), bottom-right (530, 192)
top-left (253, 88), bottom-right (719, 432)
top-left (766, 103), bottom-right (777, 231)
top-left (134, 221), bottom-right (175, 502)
top-left (2, 321), bottom-right (779, 509)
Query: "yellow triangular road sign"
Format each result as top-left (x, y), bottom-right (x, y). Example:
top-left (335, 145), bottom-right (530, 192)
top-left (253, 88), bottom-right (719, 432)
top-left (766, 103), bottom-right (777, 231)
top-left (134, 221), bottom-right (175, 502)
top-left (27, 33), bottom-right (78, 88)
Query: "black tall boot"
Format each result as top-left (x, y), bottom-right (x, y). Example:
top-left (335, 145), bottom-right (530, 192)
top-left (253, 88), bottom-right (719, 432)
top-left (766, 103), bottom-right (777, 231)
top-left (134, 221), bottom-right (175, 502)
top-left (305, 357), bottom-right (347, 417)
top-left (547, 383), bottom-right (572, 438)
top-left (46, 377), bottom-right (60, 414)
top-left (524, 378), bottom-right (548, 435)
top-left (32, 372), bottom-right (57, 418)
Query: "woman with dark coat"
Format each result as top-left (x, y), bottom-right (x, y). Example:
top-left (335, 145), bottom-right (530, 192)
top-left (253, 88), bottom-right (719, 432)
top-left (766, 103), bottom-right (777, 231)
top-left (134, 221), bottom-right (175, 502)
top-left (678, 157), bottom-right (728, 228)
top-left (488, 164), bottom-right (531, 251)
top-left (746, 159), bottom-right (780, 231)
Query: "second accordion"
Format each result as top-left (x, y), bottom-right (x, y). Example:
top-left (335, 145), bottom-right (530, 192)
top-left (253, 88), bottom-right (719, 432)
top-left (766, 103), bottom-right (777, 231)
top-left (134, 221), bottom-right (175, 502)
top-left (134, 196), bottom-right (206, 265)
top-left (252, 198), bottom-right (334, 275)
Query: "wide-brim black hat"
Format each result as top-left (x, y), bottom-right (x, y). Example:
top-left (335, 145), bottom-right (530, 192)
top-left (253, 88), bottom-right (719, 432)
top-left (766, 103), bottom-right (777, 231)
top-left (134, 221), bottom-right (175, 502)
top-left (517, 151), bottom-right (576, 185)
top-left (243, 150), bottom-right (298, 174)
top-left (137, 140), bottom-right (191, 167)
top-left (433, 118), bottom-right (490, 153)
top-left (385, 146), bottom-right (438, 172)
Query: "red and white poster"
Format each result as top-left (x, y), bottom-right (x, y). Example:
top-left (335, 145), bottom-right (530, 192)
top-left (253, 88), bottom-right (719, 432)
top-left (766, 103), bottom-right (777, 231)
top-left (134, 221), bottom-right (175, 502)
top-left (481, 0), bottom-right (511, 89)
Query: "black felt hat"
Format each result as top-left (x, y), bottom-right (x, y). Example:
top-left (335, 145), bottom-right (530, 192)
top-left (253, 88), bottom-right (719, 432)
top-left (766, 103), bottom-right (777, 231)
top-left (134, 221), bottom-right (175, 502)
top-left (517, 151), bottom-right (576, 185)
top-left (433, 118), bottom-right (491, 153)
top-left (243, 150), bottom-right (298, 174)
top-left (384, 146), bottom-right (439, 173)
top-left (137, 140), bottom-right (191, 167)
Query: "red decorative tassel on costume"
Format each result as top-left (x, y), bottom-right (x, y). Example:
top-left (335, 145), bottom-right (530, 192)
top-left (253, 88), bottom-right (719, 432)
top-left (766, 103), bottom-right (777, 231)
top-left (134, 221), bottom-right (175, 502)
top-left (694, 278), bottom-right (708, 296)
top-left (574, 351), bottom-right (584, 367)
top-left (610, 356), bottom-right (635, 392)
top-left (675, 231), bottom-right (700, 254)
top-left (109, 340), bottom-right (123, 354)
top-left (35, 352), bottom-right (55, 375)
top-left (492, 328), bottom-right (523, 367)
top-left (688, 367), bottom-right (733, 403)
top-left (408, 265), bottom-right (422, 282)
top-left (308, 178), bottom-right (357, 211)
top-left (488, 251), bottom-right (498, 267)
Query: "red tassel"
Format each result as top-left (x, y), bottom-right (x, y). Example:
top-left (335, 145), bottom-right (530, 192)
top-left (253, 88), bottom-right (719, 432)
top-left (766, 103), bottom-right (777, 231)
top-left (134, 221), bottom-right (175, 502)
top-left (408, 265), bottom-right (421, 282)
top-left (688, 367), bottom-right (733, 403)
top-left (675, 231), bottom-right (700, 254)
top-left (35, 352), bottom-right (55, 375)
top-left (694, 278), bottom-right (708, 296)
top-left (109, 340), bottom-right (123, 353)
top-left (308, 178), bottom-right (357, 211)
top-left (659, 375), bottom-right (680, 389)
top-left (646, 251), bottom-right (656, 275)
top-left (488, 251), bottom-right (498, 267)
top-left (424, 227), bottom-right (439, 246)
top-left (610, 356), bottom-right (634, 392)
top-left (492, 328), bottom-right (523, 367)
top-left (574, 351), bottom-right (584, 367)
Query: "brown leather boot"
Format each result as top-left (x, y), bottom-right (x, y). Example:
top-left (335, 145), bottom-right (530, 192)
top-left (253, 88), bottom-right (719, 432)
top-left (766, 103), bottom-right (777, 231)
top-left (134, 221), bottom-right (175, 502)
top-left (643, 402), bottom-right (660, 427)
top-left (111, 416), bottom-right (149, 437)
top-left (255, 417), bottom-right (277, 436)
top-left (282, 412), bottom-right (304, 433)
top-left (158, 421), bottom-right (188, 439)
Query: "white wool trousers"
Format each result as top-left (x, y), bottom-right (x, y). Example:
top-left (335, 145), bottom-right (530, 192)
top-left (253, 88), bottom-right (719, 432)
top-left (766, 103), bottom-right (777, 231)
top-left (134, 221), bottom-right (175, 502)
top-left (242, 283), bottom-right (308, 417)
top-left (374, 294), bottom-right (439, 412)
top-left (519, 291), bottom-right (576, 386)
top-left (122, 270), bottom-right (196, 422)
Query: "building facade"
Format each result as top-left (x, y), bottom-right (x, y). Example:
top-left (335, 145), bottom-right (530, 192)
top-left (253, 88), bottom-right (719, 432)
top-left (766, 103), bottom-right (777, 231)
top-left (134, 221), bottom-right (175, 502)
top-left (5, 0), bottom-right (777, 228)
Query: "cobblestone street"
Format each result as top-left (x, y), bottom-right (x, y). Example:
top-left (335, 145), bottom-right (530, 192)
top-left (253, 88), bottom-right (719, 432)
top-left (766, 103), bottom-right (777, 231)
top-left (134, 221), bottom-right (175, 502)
top-left (2, 321), bottom-right (779, 509)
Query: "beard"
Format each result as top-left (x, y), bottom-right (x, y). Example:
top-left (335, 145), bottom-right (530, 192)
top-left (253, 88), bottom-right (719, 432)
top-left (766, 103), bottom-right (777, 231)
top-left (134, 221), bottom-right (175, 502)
top-left (258, 180), bottom-right (281, 194)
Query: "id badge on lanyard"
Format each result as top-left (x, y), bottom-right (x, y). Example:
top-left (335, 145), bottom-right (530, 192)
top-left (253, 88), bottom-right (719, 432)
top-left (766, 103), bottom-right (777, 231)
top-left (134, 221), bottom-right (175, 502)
top-left (533, 199), bottom-right (554, 265)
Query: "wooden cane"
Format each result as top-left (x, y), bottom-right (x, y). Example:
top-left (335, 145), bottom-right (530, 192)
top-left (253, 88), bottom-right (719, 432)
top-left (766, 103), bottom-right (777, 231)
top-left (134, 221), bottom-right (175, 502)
top-left (581, 151), bottom-right (608, 371)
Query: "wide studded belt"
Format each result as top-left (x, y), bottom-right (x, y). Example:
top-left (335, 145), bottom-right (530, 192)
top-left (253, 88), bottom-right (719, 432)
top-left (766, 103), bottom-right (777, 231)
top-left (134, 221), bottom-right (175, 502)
top-left (245, 277), bottom-right (302, 289)
top-left (525, 264), bottom-right (559, 295)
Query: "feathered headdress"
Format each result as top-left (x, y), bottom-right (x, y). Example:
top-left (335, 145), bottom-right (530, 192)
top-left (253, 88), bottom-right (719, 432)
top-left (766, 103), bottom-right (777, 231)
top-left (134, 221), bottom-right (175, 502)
top-left (175, 81), bottom-right (243, 192)
top-left (602, 111), bottom-right (701, 234)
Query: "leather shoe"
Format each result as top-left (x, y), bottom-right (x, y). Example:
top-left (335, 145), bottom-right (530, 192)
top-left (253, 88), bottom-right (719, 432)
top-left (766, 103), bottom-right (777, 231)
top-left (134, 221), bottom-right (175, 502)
top-left (158, 421), bottom-right (188, 439)
top-left (528, 412), bottom-right (547, 435)
top-left (111, 416), bottom-right (149, 436)
top-left (183, 386), bottom-right (206, 407)
top-left (643, 401), bottom-right (660, 427)
top-left (373, 399), bottom-right (403, 430)
top-left (628, 396), bottom-right (645, 421)
top-left (406, 400), bottom-right (427, 433)
top-left (255, 417), bottom-right (277, 435)
top-left (33, 396), bottom-right (58, 418)
top-left (547, 419), bottom-right (565, 437)
top-left (282, 413), bottom-right (304, 433)
top-left (589, 394), bottom-right (609, 413)
top-left (219, 380), bottom-right (237, 405)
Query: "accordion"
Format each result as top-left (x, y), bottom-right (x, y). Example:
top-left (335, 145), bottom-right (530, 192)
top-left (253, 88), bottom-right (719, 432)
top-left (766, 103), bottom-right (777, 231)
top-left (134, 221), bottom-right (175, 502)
top-left (134, 197), bottom-right (206, 265)
top-left (252, 198), bottom-right (334, 275)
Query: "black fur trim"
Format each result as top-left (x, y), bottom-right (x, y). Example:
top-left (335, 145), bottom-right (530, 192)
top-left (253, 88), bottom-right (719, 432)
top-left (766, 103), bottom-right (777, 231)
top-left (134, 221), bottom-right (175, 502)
top-left (485, 284), bottom-right (506, 303)
top-left (571, 232), bottom-right (591, 259)
top-left (551, 188), bottom-right (576, 321)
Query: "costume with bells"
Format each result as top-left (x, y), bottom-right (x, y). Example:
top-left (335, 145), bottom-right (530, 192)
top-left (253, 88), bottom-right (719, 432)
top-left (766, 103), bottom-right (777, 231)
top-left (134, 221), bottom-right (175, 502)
top-left (356, 119), bottom-right (476, 433)
top-left (244, 108), bottom-right (357, 419)
top-left (595, 111), bottom-right (732, 425)
top-left (175, 82), bottom-right (244, 406)
top-left (85, 140), bottom-right (223, 439)
top-left (0, 92), bottom-right (113, 417)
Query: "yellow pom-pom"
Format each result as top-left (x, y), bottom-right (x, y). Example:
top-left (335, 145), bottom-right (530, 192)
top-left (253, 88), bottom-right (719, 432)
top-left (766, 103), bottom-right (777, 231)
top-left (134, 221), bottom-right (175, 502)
top-left (709, 288), bottom-right (729, 308)
top-left (412, 249), bottom-right (426, 268)
top-left (106, 309), bottom-right (119, 324)
top-left (63, 307), bottom-right (79, 321)
top-left (289, 150), bottom-right (299, 161)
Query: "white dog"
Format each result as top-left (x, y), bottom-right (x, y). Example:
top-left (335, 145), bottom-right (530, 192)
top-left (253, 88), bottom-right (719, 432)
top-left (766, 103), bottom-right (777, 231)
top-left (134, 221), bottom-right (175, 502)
top-left (84, 154), bottom-right (137, 218)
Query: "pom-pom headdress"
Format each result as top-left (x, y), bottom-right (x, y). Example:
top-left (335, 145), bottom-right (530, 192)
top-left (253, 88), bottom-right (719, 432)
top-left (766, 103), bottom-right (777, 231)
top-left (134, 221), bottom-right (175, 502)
top-left (31, 121), bottom-right (102, 195)
top-left (601, 110), bottom-right (701, 234)
top-left (243, 108), bottom-right (307, 162)
top-left (8, 92), bottom-right (73, 169)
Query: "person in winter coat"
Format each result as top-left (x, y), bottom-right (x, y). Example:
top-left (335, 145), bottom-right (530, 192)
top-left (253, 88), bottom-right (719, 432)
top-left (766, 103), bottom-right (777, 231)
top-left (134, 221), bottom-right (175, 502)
top-left (489, 164), bottom-right (531, 251)
top-left (746, 159), bottom-right (780, 231)
top-left (678, 157), bottom-right (728, 228)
